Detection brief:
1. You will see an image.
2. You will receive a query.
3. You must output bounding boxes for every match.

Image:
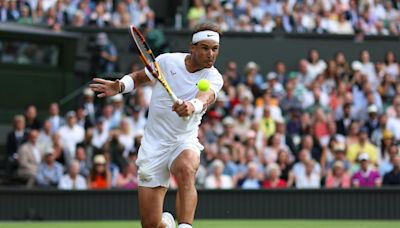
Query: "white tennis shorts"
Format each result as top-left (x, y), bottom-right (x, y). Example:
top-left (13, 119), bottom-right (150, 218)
top-left (136, 139), bottom-right (203, 188)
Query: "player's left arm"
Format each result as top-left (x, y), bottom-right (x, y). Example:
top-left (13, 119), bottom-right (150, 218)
top-left (173, 90), bottom-right (215, 117)
top-left (195, 89), bottom-right (216, 112)
top-left (173, 75), bottom-right (223, 117)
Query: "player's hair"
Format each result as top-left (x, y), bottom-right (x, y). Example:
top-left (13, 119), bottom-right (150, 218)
top-left (191, 23), bottom-right (222, 36)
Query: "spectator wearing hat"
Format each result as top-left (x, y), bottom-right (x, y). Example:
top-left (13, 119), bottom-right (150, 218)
top-left (58, 160), bottom-right (88, 190)
top-left (383, 155), bottom-right (400, 186)
top-left (263, 163), bottom-right (287, 189)
top-left (82, 87), bottom-right (96, 124)
top-left (351, 153), bottom-right (381, 188)
top-left (325, 160), bottom-right (351, 188)
top-left (325, 143), bottom-right (351, 172)
top-left (205, 159), bottom-right (233, 189)
top-left (264, 72), bottom-right (284, 99)
top-left (243, 61), bottom-right (264, 88)
top-left (363, 104), bottom-right (379, 137)
top-left (88, 154), bottom-right (112, 189)
top-left (219, 116), bottom-right (237, 146)
top-left (58, 111), bottom-right (85, 165)
top-left (378, 130), bottom-right (395, 164)
top-left (109, 94), bottom-right (126, 128)
top-left (48, 102), bottom-right (64, 133)
top-left (17, 129), bottom-right (44, 187)
top-left (36, 147), bottom-right (63, 187)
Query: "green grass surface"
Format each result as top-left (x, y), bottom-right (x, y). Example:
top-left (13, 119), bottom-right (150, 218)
top-left (1, 220), bottom-right (400, 228)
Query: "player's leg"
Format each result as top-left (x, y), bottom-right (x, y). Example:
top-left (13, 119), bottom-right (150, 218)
top-left (170, 149), bottom-right (200, 225)
top-left (138, 186), bottom-right (168, 228)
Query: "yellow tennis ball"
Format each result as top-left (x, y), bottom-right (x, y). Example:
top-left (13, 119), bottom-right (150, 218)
top-left (197, 79), bottom-right (210, 92)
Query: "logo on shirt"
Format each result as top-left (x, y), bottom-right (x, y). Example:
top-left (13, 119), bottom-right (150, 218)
top-left (170, 70), bottom-right (176, 75)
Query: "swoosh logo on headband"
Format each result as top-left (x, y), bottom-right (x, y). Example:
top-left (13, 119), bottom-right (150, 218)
top-left (207, 34), bottom-right (214, 37)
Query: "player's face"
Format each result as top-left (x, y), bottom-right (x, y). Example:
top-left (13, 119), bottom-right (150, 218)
top-left (191, 40), bottom-right (220, 68)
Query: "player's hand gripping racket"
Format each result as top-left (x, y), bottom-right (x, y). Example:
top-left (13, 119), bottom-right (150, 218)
top-left (129, 25), bottom-right (189, 120)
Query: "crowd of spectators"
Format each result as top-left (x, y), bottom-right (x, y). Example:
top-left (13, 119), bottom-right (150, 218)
top-left (188, 0), bottom-right (400, 35)
top-left (1, 0), bottom-right (400, 36)
top-left (4, 48), bottom-right (400, 190)
top-left (0, 0), bottom-right (155, 30)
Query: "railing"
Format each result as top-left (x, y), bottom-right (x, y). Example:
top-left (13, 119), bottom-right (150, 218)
top-left (1, 188), bottom-right (400, 220)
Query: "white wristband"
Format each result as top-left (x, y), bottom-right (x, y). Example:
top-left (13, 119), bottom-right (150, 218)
top-left (188, 98), bottom-right (204, 114)
top-left (120, 75), bottom-right (134, 93)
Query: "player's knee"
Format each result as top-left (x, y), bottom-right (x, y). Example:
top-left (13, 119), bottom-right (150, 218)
top-left (175, 163), bottom-right (197, 184)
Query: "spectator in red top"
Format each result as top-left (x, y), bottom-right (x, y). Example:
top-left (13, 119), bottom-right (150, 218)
top-left (88, 154), bottom-right (112, 189)
top-left (263, 163), bottom-right (287, 189)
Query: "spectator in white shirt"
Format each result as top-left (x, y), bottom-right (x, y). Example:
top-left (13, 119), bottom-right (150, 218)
top-left (58, 160), bottom-right (87, 190)
top-left (205, 159), bottom-right (233, 189)
top-left (37, 119), bottom-right (53, 149)
top-left (306, 49), bottom-right (327, 83)
top-left (82, 88), bottom-right (96, 125)
top-left (128, 105), bottom-right (147, 137)
top-left (91, 117), bottom-right (108, 150)
top-left (295, 159), bottom-right (321, 189)
top-left (332, 13), bottom-right (354, 34)
top-left (48, 102), bottom-right (64, 133)
top-left (387, 104), bottom-right (400, 141)
top-left (58, 111), bottom-right (85, 165)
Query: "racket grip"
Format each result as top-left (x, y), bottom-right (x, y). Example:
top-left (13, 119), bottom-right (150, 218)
top-left (175, 98), bottom-right (190, 121)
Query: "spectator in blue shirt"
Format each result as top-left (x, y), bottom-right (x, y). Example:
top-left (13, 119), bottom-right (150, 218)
top-left (36, 147), bottom-right (63, 187)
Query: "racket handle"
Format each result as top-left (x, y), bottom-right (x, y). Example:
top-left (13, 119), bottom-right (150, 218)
top-left (174, 97), bottom-right (190, 121)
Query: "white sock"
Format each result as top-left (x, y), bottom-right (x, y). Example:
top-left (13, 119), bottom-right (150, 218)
top-left (178, 224), bottom-right (192, 228)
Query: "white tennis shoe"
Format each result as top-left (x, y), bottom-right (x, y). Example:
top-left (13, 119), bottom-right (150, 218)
top-left (162, 212), bottom-right (176, 228)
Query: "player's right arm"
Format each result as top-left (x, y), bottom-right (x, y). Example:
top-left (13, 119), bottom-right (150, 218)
top-left (90, 69), bottom-right (150, 98)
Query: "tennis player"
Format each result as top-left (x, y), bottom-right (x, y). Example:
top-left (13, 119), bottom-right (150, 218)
top-left (90, 23), bottom-right (223, 228)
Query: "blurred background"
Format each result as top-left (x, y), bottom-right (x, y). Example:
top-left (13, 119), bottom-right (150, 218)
top-left (1, 0), bottom-right (400, 223)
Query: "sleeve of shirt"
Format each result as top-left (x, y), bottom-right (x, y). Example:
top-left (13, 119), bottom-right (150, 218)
top-left (144, 54), bottom-right (167, 82)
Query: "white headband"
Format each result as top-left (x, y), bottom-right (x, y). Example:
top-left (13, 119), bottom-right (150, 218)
top-left (192, 30), bottom-right (220, 44)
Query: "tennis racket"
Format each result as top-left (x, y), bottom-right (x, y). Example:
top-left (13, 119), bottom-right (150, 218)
top-left (129, 25), bottom-right (189, 120)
